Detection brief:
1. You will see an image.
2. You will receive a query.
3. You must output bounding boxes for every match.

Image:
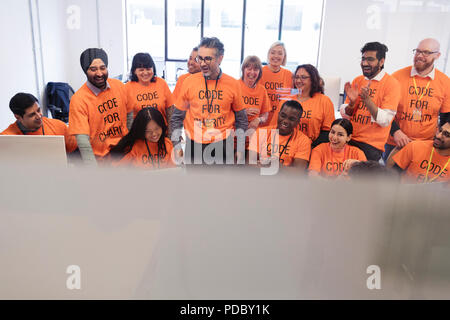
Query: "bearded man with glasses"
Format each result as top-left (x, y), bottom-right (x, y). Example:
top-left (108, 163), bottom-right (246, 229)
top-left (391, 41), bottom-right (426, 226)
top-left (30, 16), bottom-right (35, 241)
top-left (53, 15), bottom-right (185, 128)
top-left (383, 38), bottom-right (450, 163)
top-left (340, 42), bottom-right (401, 161)
top-left (170, 37), bottom-right (248, 166)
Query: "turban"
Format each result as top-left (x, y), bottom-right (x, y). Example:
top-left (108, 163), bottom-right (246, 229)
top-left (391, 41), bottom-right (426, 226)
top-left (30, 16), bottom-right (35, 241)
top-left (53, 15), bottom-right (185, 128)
top-left (80, 48), bottom-right (108, 73)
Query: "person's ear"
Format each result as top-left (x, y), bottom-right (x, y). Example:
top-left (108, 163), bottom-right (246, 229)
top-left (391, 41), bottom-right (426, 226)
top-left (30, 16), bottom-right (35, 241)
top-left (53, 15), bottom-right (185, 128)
top-left (346, 134), bottom-right (352, 143)
top-left (217, 55), bottom-right (224, 65)
top-left (379, 58), bottom-right (385, 68)
top-left (14, 114), bottom-right (21, 121)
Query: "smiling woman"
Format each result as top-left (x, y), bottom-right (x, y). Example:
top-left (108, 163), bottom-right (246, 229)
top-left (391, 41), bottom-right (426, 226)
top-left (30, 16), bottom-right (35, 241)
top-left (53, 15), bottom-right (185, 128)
top-left (124, 53), bottom-right (175, 126)
top-left (308, 118), bottom-right (366, 178)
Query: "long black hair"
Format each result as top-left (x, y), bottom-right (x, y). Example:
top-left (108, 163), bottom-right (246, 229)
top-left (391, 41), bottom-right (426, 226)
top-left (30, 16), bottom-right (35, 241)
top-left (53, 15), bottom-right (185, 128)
top-left (129, 53), bottom-right (157, 83)
top-left (110, 107), bottom-right (167, 159)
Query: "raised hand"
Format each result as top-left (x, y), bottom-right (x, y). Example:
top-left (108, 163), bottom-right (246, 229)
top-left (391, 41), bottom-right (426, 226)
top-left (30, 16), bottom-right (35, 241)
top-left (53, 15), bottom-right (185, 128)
top-left (344, 82), bottom-right (359, 104)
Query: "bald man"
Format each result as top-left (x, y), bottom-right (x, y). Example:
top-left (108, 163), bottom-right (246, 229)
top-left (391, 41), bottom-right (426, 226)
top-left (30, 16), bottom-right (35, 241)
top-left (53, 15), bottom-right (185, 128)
top-left (383, 38), bottom-right (450, 162)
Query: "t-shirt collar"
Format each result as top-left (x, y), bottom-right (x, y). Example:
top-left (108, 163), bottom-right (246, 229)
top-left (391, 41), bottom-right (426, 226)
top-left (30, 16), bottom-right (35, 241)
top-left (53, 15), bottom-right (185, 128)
top-left (16, 120), bottom-right (40, 134)
top-left (86, 80), bottom-right (111, 96)
top-left (411, 66), bottom-right (435, 80)
top-left (364, 70), bottom-right (385, 81)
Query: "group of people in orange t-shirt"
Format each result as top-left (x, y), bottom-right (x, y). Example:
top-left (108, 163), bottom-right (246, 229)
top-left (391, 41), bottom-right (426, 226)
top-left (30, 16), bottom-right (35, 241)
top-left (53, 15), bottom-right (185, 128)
top-left (1, 36), bottom-right (449, 184)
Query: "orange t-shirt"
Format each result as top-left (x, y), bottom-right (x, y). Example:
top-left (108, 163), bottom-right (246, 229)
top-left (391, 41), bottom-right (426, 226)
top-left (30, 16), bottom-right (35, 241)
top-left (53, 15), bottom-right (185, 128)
top-left (393, 140), bottom-right (449, 183)
top-left (69, 78), bottom-right (129, 158)
top-left (308, 143), bottom-right (367, 177)
top-left (259, 65), bottom-right (293, 127)
top-left (1, 117), bottom-right (77, 153)
top-left (249, 125), bottom-right (311, 166)
top-left (282, 93), bottom-right (335, 142)
top-left (387, 66), bottom-right (450, 145)
top-left (346, 73), bottom-right (401, 151)
top-left (172, 73), bottom-right (192, 101)
top-left (125, 77), bottom-right (174, 123)
top-left (239, 79), bottom-right (270, 122)
top-left (175, 72), bottom-right (244, 143)
top-left (116, 137), bottom-right (175, 169)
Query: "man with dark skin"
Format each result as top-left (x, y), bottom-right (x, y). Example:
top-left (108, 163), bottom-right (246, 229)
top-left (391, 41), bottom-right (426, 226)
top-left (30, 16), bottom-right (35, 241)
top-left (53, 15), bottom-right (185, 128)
top-left (249, 100), bottom-right (311, 173)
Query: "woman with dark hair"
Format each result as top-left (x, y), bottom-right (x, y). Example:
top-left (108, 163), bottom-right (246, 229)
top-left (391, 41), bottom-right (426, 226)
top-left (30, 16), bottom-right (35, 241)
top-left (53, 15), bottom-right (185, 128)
top-left (290, 64), bottom-right (335, 148)
top-left (110, 107), bottom-right (175, 169)
top-left (308, 118), bottom-right (366, 178)
top-left (125, 53), bottom-right (175, 128)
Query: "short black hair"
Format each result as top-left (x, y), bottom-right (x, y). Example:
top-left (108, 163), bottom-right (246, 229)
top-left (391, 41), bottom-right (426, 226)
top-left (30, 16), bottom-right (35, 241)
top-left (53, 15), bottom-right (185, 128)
top-left (199, 37), bottom-right (225, 57)
top-left (280, 100), bottom-right (303, 116)
top-left (361, 42), bottom-right (388, 62)
top-left (130, 53), bottom-right (157, 83)
top-left (9, 92), bottom-right (38, 117)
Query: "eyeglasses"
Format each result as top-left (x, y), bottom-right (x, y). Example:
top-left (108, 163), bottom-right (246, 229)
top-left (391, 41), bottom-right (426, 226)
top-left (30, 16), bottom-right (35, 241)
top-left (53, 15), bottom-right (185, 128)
top-left (294, 75), bottom-right (310, 80)
top-left (195, 55), bottom-right (215, 64)
top-left (413, 49), bottom-right (438, 57)
top-left (361, 57), bottom-right (377, 63)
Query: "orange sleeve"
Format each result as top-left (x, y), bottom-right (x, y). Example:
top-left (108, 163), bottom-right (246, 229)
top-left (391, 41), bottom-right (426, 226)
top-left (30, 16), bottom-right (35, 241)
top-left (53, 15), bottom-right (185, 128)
top-left (308, 144), bottom-right (324, 172)
top-left (62, 122), bottom-right (78, 153)
top-left (120, 81), bottom-right (130, 114)
top-left (172, 73), bottom-right (187, 101)
top-left (392, 142), bottom-right (413, 169)
top-left (321, 95), bottom-right (336, 131)
top-left (231, 79), bottom-right (245, 112)
top-left (442, 75), bottom-right (450, 113)
top-left (355, 147), bottom-right (367, 161)
top-left (162, 79), bottom-right (175, 108)
top-left (380, 76), bottom-right (401, 111)
top-left (260, 87), bottom-right (270, 114)
top-left (68, 92), bottom-right (90, 135)
top-left (293, 134), bottom-right (311, 161)
top-left (175, 76), bottom-right (192, 112)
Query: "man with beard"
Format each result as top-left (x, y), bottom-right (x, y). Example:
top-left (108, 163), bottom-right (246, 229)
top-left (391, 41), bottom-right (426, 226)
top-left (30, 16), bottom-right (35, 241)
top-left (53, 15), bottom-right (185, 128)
top-left (340, 42), bottom-right (401, 161)
top-left (69, 48), bottom-right (130, 166)
top-left (170, 37), bottom-right (248, 165)
top-left (389, 119), bottom-right (450, 184)
top-left (383, 38), bottom-right (450, 162)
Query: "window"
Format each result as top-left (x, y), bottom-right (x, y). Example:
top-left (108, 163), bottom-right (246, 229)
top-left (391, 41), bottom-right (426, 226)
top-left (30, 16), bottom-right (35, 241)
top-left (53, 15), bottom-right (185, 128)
top-left (126, 0), bottom-right (324, 82)
top-left (126, 0), bottom-right (165, 76)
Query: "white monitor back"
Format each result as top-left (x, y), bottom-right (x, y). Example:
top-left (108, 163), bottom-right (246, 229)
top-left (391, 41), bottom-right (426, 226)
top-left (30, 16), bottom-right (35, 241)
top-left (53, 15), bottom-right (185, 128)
top-left (0, 135), bottom-right (67, 167)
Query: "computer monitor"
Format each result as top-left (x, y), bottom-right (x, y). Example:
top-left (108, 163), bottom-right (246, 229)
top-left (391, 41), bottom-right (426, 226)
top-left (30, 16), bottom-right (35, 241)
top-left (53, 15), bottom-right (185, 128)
top-left (0, 135), bottom-right (67, 167)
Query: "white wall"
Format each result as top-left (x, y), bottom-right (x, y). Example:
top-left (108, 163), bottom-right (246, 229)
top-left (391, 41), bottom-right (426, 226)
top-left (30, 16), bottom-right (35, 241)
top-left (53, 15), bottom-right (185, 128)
top-left (0, 0), bottom-right (38, 131)
top-left (0, 0), bottom-right (127, 131)
top-left (319, 0), bottom-right (450, 93)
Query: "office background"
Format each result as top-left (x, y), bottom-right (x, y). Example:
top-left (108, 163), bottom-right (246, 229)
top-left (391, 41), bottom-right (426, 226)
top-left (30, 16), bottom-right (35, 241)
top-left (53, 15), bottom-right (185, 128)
top-left (1, 0), bottom-right (449, 131)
